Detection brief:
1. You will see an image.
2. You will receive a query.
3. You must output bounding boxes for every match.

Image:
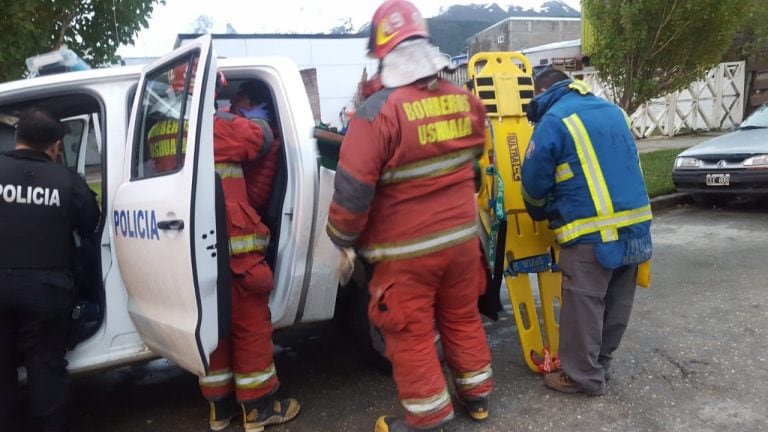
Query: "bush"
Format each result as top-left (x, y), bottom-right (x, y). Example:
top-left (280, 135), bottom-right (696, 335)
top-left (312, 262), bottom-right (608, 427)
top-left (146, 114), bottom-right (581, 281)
top-left (640, 147), bottom-right (688, 197)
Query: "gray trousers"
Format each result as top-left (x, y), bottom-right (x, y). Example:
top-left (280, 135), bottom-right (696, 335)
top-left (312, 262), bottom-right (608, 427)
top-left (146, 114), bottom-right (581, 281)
top-left (557, 243), bottom-right (637, 395)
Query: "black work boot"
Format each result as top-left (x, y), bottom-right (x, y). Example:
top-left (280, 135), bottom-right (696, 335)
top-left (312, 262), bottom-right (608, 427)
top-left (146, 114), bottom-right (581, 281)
top-left (374, 416), bottom-right (444, 432)
top-left (458, 396), bottom-right (489, 422)
top-left (242, 397), bottom-right (300, 432)
top-left (208, 394), bottom-right (239, 431)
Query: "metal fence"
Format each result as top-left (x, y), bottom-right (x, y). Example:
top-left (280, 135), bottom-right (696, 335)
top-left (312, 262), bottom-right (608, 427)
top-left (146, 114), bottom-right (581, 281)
top-left (571, 62), bottom-right (745, 138)
top-left (439, 66), bottom-right (469, 88)
top-left (445, 61), bottom-right (746, 138)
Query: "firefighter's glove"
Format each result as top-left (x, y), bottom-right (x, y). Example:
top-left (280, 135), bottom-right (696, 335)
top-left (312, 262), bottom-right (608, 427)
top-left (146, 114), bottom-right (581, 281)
top-left (240, 103), bottom-right (271, 122)
top-left (337, 247), bottom-right (356, 286)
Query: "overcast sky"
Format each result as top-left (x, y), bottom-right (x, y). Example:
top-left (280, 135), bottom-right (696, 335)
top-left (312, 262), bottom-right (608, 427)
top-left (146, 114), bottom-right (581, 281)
top-left (118, 0), bottom-right (581, 57)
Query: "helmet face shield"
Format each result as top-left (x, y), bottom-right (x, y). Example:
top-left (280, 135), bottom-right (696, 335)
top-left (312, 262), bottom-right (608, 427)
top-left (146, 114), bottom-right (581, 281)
top-left (368, 0), bottom-right (429, 59)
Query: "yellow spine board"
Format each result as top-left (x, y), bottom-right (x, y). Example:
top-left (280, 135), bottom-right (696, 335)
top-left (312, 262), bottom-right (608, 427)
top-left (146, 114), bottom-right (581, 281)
top-left (470, 52), bottom-right (562, 373)
top-left (637, 260), bottom-right (651, 288)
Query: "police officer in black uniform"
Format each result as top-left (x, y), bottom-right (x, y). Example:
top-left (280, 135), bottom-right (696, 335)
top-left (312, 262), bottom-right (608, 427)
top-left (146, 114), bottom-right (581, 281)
top-left (0, 108), bottom-right (100, 432)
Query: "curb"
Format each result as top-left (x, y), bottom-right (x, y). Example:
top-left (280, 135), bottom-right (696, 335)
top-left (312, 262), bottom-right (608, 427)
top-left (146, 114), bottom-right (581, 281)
top-left (650, 192), bottom-right (692, 212)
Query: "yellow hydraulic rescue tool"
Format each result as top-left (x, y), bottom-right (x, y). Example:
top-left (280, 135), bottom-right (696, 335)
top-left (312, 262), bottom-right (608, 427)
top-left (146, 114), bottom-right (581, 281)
top-left (468, 52), bottom-right (562, 373)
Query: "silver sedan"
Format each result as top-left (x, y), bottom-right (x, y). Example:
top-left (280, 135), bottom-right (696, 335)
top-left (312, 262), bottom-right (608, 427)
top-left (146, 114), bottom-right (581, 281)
top-left (673, 103), bottom-right (768, 201)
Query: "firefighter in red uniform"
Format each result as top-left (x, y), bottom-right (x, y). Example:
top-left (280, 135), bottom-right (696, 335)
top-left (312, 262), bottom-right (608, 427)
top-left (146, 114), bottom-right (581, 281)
top-left (228, 81), bottom-right (282, 214)
top-left (203, 76), bottom-right (299, 432)
top-left (326, 1), bottom-right (494, 431)
top-left (147, 67), bottom-right (299, 432)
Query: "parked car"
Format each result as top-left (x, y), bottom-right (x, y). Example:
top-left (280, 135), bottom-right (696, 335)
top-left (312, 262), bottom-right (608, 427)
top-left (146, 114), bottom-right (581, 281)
top-left (673, 103), bottom-right (768, 201)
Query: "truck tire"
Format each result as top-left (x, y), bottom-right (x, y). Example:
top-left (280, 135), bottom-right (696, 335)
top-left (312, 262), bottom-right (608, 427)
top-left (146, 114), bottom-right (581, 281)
top-left (351, 279), bottom-right (444, 374)
top-left (351, 285), bottom-right (392, 372)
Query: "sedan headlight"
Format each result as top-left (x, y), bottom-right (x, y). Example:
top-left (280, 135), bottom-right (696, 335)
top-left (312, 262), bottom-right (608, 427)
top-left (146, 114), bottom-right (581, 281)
top-left (743, 154), bottom-right (768, 167)
top-left (674, 157), bottom-right (701, 169)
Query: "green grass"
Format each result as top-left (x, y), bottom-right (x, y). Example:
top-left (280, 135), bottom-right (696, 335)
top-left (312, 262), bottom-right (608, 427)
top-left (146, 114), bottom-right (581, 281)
top-left (640, 147), bottom-right (688, 197)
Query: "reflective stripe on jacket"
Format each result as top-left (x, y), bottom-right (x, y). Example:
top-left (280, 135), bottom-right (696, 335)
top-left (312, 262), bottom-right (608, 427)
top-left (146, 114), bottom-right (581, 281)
top-left (521, 80), bottom-right (652, 247)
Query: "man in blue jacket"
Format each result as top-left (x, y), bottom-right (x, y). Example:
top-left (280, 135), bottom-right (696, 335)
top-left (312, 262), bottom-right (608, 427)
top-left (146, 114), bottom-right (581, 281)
top-left (521, 68), bottom-right (652, 396)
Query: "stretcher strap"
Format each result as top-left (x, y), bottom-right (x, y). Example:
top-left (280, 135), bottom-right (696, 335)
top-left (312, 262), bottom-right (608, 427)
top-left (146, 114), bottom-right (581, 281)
top-left (531, 347), bottom-right (561, 375)
top-left (485, 119), bottom-right (506, 273)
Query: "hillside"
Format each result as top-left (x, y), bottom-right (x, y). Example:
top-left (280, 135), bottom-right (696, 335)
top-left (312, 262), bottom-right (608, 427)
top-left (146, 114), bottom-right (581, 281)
top-left (426, 19), bottom-right (493, 56)
top-left (437, 1), bottom-right (579, 23)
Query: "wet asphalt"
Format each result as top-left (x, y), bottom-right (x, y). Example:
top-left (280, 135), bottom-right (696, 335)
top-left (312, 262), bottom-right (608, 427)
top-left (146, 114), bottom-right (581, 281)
top-left (67, 197), bottom-right (768, 432)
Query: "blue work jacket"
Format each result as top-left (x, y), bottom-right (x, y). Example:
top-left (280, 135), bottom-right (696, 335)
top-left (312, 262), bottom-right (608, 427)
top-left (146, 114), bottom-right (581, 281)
top-left (520, 79), bottom-right (652, 268)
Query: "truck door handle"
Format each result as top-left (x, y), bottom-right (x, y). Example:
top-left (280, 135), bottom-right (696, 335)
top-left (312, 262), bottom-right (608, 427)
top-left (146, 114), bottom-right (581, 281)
top-left (157, 219), bottom-right (185, 231)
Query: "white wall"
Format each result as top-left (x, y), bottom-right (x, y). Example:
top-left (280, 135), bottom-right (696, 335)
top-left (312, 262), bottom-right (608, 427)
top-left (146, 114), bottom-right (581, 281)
top-left (571, 62), bottom-right (745, 138)
top-left (522, 45), bottom-right (581, 67)
top-left (182, 36), bottom-right (378, 128)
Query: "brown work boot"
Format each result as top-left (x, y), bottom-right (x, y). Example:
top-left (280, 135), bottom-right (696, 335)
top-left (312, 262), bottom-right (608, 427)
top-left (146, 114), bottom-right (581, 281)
top-left (242, 397), bottom-right (300, 432)
top-left (208, 394), bottom-right (239, 431)
top-left (544, 371), bottom-right (582, 394)
top-left (374, 416), bottom-right (444, 432)
top-left (458, 396), bottom-right (489, 422)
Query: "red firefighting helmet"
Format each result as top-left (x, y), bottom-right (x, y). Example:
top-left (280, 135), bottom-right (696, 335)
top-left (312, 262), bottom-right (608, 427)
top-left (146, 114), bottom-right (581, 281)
top-left (367, 0), bottom-right (429, 59)
top-left (215, 70), bottom-right (228, 94)
top-left (169, 59), bottom-right (227, 94)
top-left (170, 61), bottom-right (194, 93)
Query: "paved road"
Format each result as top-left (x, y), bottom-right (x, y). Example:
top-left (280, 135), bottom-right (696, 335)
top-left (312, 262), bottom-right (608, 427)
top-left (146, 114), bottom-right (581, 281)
top-left (68, 199), bottom-right (768, 432)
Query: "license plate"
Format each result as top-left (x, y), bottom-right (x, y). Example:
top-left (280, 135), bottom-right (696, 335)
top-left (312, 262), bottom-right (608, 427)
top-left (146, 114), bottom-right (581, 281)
top-left (705, 173), bottom-right (730, 186)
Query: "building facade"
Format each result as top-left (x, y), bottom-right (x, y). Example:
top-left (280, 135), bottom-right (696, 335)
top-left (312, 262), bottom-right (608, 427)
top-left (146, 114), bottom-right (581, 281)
top-left (468, 17), bottom-right (581, 57)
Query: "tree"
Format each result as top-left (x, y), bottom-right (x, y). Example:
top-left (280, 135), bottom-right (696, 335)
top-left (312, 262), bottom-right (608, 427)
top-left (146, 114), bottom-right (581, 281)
top-left (0, 0), bottom-right (164, 82)
top-left (583, 0), bottom-right (751, 113)
top-left (189, 14), bottom-right (214, 35)
top-left (730, 0), bottom-right (768, 61)
top-left (329, 18), bottom-right (354, 35)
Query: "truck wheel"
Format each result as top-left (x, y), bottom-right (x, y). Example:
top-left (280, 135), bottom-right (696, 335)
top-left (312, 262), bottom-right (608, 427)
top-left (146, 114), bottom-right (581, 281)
top-left (352, 286), bottom-right (391, 372)
top-left (352, 283), bottom-right (445, 373)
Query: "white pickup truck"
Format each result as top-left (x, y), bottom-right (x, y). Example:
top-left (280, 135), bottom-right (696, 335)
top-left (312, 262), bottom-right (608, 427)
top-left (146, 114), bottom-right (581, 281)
top-left (0, 36), bottom-right (369, 377)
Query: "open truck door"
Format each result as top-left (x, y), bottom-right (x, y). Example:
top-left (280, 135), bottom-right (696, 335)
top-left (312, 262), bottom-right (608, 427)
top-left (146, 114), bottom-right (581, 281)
top-left (113, 35), bottom-right (219, 376)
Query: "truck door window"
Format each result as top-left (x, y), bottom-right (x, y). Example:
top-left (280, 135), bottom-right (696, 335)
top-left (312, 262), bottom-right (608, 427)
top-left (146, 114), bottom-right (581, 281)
top-left (131, 54), bottom-right (199, 179)
top-left (60, 118), bottom-right (85, 169)
top-left (84, 115), bottom-right (103, 205)
top-left (0, 122), bottom-right (15, 153)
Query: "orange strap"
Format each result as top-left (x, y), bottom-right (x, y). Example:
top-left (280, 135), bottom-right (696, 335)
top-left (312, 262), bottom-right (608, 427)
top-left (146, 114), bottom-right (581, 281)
top-left (531, 347), bottom-right (561, 374)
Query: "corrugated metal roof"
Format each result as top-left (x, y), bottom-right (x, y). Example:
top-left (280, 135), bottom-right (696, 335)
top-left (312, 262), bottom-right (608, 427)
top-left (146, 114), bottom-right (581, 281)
top-left (471, 15), bottom-right (581, 41)
top-left (522, 38), bottom-right (581, 53)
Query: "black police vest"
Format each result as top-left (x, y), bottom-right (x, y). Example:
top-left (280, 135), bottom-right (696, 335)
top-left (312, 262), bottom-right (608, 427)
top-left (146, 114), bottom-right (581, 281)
top-left (0, 151), bottom-right (75, 269)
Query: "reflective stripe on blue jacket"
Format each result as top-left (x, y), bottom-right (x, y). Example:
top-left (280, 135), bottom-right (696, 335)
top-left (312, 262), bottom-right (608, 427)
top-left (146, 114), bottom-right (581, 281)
top-left (521, 79), bottom-right (652, 267)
